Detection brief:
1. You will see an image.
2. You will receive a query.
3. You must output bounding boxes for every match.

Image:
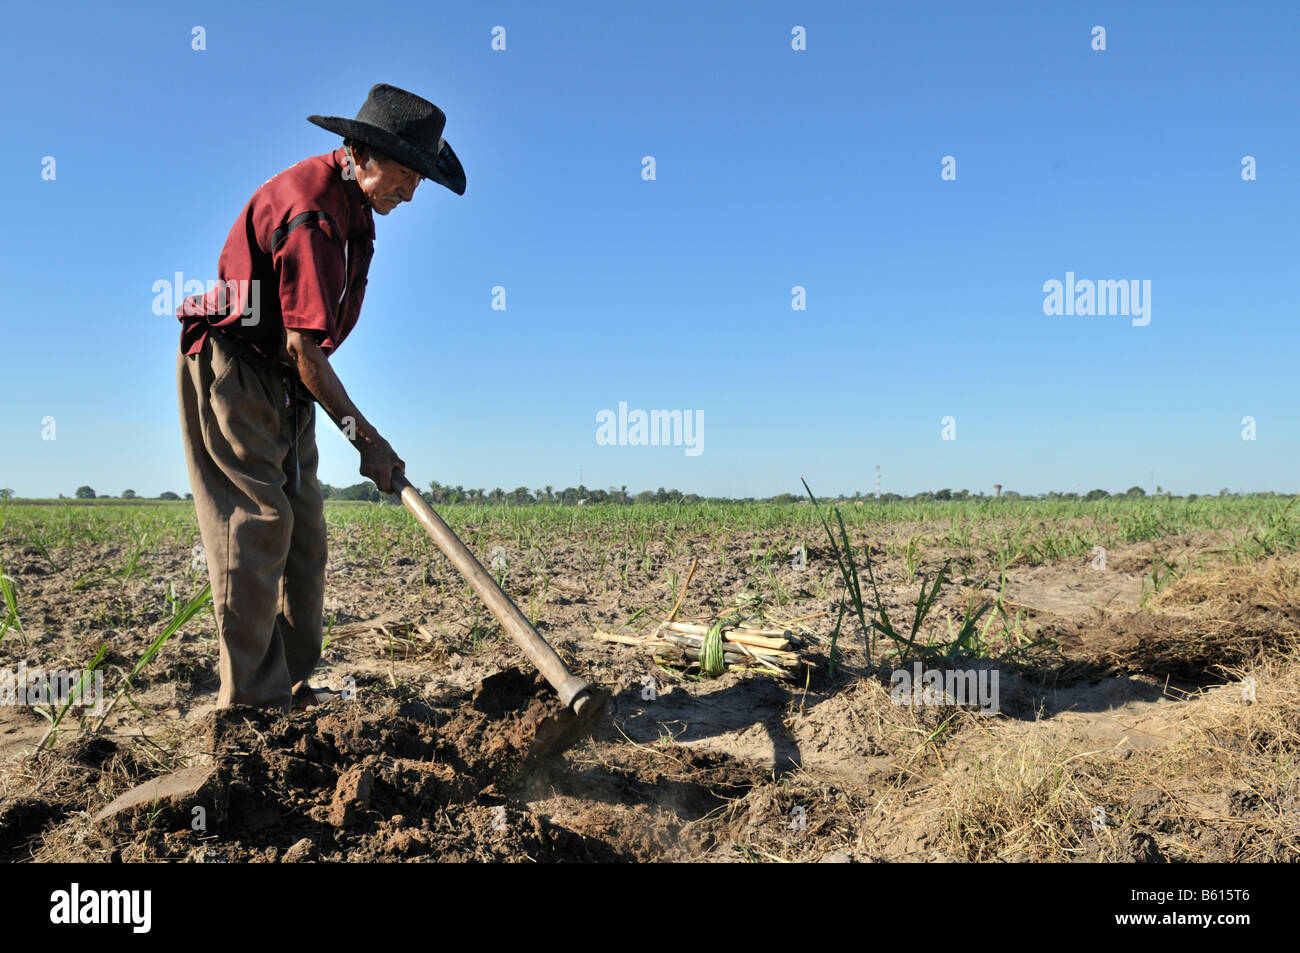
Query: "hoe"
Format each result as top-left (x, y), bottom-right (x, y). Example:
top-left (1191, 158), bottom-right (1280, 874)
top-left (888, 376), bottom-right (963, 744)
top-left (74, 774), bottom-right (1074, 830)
top-left (391, 471), bottom-right (609, 741)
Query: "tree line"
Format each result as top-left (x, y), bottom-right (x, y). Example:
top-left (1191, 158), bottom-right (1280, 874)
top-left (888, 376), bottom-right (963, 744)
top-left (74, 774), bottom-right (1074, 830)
top-left (6, 484), bottom-right (1260, 505)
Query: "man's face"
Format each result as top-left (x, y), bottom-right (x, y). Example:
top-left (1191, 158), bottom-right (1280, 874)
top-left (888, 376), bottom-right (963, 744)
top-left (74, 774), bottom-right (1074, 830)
top-left (352, 147), bottom-right (423, 215)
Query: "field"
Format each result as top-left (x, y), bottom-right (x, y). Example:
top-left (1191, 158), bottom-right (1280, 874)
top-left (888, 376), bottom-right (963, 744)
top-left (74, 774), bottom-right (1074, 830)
top-left (1, 494), bottom-right (1298, 862)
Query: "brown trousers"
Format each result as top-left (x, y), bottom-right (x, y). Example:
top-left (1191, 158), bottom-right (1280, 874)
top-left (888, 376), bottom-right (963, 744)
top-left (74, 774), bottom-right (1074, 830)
top-left (177, 334), bottom-right (326, 710)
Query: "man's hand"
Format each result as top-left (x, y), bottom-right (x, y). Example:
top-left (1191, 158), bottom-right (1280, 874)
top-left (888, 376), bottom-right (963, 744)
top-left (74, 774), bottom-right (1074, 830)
top-left (360, 438), bottom-right (406, 495)
top-left (285, 329), bottom-right (406, 494)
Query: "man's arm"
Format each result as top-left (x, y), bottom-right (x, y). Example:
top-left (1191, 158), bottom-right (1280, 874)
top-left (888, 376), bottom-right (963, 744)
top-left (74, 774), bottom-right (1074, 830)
top-left (285, 329), bottom-right (405, 494)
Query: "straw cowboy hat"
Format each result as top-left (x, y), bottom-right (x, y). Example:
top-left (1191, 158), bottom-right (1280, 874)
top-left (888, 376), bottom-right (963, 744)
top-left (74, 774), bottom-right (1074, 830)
top-left (308, 83), bottom-right (466, 195)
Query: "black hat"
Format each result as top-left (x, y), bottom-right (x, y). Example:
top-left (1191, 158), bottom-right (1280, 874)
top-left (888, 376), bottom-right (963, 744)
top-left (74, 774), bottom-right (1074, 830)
top-left (308, 84), bottom-right (465, 196)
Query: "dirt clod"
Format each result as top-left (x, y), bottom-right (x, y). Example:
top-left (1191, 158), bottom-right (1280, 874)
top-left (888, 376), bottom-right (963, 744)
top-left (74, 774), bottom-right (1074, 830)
top-left (282, 837), bottom-right (319, 863)
top-left (328, 766), bottom-right (374, 827)
top-left (93, 766), bottom-right (216, 826)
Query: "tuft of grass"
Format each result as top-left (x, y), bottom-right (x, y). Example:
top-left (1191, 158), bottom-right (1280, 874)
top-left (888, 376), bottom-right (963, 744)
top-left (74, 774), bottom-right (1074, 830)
top-left (871, 560), bottom-right (960, 663)
top-left (91, 582), bottom-right (213, 732)
top-left (802, 478), bottom-right (875, 659)
top-left (902, 534), bottom-right (927, 578)
top-left (804, 479), bottom-right (1024, 667)
top-left (528, 572), bottom-right (550, 626)
top-left (1139, 555), bottom-right (1178, 608)
top-left (0, 569), bottom-right (22, 646)
top-left (25, 529), bottom-right (65, 573)
top-left (34, 642), bottom-right (109, 751)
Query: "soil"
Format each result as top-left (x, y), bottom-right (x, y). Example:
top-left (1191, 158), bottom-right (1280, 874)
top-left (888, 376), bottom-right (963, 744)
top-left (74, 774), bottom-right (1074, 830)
top-left (2, 524), bottom-right (1297, 862)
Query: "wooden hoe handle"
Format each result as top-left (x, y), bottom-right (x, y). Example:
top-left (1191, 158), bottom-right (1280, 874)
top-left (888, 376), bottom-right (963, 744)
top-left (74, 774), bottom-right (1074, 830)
top-left (392, 472), bottom-right (598, 714)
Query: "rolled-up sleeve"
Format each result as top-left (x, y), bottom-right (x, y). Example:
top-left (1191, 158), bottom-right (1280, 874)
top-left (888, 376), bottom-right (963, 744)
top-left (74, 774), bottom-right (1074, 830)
top-left (273, 213), bottom-right (348, 352)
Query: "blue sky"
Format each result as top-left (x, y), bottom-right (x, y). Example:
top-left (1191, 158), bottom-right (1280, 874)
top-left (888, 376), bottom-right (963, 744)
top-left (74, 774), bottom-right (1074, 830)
top-left (2, 0), bottom-right (1296, 499)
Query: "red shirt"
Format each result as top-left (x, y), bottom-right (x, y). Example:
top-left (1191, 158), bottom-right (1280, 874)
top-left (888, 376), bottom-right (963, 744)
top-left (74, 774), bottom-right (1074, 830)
top-left (178, 148), bottom-right (375, 359)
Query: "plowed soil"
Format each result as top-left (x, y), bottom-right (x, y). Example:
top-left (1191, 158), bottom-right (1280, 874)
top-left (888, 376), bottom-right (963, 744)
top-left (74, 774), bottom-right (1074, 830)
top-left (2, 519), bottom-right (1298, 862)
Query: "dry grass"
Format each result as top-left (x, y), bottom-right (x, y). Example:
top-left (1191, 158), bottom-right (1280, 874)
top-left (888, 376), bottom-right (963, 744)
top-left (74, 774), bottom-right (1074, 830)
top-left (1152, 553), bottom-right (1300, 619)
top-left (1044, 554), bottom-right (1300, 682)
top-left (933, 652), bottom-right (1300, 862)
top-left (893, 560), bottom-right (1300, 862)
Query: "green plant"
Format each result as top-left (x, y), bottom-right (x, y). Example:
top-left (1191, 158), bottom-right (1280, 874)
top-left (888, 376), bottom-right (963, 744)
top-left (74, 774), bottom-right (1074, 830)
top-left (827, 595), bottom-right (845, 678)
top-left (933, 590), bottom-right (997, 663)
top-left (163, 580), bottom-right (180, 618)
top-left (70, 568), bottom-right (107, 591)
top-left (0, 569), bottom-right (22, 646)
top-left (34, 642), bottom-right (108, 750)
top-left (870, 560), bottom-right (957, 662)
top-left (1139, 556), bottom-right (1178, 608)
top-left (112, 533), bottom-right (150, 584)
top-left (802, 479), bottom-right (874, 658)
top-left (92, 582), bottom-right (213, 731)
top-left (25, 529), bottom-right (65, 572)
top-left (803, 479), bottom-right (1019, 667)
top-left (902, 533), bottom-right (927, 578)
top-left (528, 573), bottom-right (550, 626)
top-left (321, 610), bottom-right (338, 653)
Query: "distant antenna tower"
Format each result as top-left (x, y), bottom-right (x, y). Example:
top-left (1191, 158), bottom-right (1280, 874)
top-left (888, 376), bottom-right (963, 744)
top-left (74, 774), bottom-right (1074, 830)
top-left (875, 464), bottom-right (881, 498)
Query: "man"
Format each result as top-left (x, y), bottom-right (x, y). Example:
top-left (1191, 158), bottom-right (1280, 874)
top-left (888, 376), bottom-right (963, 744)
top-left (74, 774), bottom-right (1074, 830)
top-left (175, 84), bottom-right (465, 711)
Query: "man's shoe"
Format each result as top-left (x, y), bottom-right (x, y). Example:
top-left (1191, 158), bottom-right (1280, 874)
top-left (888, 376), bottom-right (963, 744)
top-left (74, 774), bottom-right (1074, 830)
top-left (291, 683), bottom-right (340, 711)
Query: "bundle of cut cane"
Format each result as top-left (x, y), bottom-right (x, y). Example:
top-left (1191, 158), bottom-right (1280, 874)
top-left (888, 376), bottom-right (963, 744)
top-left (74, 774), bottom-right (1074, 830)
top-left (593, 557), bottom-right (817, 678)
top-left (594, 616), bottom-right (805, 679)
